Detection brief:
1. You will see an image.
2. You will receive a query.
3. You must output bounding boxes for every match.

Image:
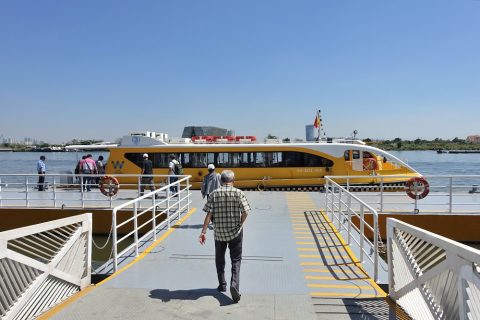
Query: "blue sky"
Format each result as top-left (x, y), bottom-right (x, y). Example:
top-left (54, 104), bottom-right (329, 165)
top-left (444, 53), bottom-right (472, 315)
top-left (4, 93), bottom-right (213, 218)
top-left (1, 0), bottom-right (479, 143)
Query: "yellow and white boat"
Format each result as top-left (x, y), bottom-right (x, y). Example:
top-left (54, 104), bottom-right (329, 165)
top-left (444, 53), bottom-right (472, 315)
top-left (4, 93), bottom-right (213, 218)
top-left (104, 133), bottom-right (419, 190)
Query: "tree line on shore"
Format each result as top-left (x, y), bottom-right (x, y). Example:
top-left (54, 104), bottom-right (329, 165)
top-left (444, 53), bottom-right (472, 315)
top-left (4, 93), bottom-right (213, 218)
top-left (365, 137), bottom-right (480, 151)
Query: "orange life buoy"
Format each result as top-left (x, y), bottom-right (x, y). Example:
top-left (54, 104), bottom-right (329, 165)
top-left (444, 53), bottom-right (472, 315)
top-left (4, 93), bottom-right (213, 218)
top-left (363, 158), bottom-right (378, 171)
top-left (99, 176), bottom-right (120, 197)
top-left (405, 177), bottom-right (430, 200)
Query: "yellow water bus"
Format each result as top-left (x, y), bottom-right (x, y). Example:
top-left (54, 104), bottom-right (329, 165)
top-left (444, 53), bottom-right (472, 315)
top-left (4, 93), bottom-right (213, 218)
top-left (104, 134), bottom-right (419, 190)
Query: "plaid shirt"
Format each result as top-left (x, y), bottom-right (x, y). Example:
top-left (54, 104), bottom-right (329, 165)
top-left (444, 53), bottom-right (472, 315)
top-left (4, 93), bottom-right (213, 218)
top-left (203, 185), bottom-right (251, 242)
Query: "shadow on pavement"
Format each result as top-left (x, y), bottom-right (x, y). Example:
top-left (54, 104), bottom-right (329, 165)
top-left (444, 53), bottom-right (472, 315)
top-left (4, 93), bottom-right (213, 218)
top-left (149, 288), bottom-right (234, 306)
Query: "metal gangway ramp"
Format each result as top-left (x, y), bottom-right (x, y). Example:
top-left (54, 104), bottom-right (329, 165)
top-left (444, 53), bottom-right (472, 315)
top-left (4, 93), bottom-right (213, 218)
top-left (33, 189), bottom-right (410, 320)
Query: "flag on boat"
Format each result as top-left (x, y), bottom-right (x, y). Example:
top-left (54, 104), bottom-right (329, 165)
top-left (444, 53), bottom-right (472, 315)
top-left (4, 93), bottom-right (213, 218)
top-left (313, 111), bottom-right (321, 128)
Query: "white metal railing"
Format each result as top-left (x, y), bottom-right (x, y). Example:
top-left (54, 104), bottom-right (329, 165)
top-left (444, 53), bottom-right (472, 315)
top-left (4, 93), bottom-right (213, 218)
top-left (387, 218), bottom-right (480, 320)
top-left (111, 176), bottom-right (192, 272)
top-left (0, 213), bottom-right (92, 320)
top-left (327, 175), bottom-right (480, 214)
top-left (324, 177), bottom-right (381, 282)
top-left (0, 173), bottom-right (182, 209)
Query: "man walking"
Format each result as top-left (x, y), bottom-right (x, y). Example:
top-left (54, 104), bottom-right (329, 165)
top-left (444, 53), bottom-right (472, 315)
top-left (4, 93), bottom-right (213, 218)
top-left (168, 154), bottom-right (179, 195)
top-left (199, 170), bottom-right (251, 302)
top-left (140, 153), bottom-right (155, 195)
top-left (201, 164), bottom-right (221, 199)
top-left (37, 155), bottom-right (46, 191)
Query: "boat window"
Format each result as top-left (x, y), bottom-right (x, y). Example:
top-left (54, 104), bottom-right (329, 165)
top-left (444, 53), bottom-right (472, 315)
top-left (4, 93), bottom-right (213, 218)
top-left (126, 151), bottom-right (333, 169)
top-left (344, 150), bottom-right (350, 161)
top-left (272, 152), bottom-right (283, 167)
top-left (352, 150), bottom-right (360, 160)
top-left (239, 152), bottom-right (253, 167)
top-left (255, 152), bottom-right (265, 166)
top-left (363, 152), bottom-right (373, 158)
top-left (217, 153), bottom-right (229, 167)
top-left (230, 153), bottom-right (240, 167)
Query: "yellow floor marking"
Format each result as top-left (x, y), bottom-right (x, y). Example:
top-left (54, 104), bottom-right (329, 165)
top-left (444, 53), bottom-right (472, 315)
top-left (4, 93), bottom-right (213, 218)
top-left (308, 283), bottom-right (376, 290)
top-left (299, 254), bottom-right (350, 259)
top-left (39, 207), bottom-right (198, 319)
top-left (306, 275), bottom-right (369, 281)
top-left (310, 292), bottom-right (386, 298)
top-left (304, 275), bottom-right (337, 280)
top-left (295, 236), bottom-right (314, 239)
top-left (294, 231), bottom-right (313, 234)
top-left (296, 242), bottom-right (317, 245)
top-left (37, 286), bottom-right (96, 320)
top-left (297, 247), bottom-right (321, 252)
top-left (302, 269), bottom-right (360, 275)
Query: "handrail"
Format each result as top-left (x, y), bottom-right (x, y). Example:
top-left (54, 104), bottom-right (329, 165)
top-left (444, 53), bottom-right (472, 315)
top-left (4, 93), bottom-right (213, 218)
top-left (111, 176), bottom-right (192, 272)
top-left (387, 218), bottom-right (480, 319)
top-left (326, 174), bottom-right (480, 214)
top-left (0, 173), bottom-right (180, 209)
top-left (325, 176), bottom-right (380, 282)
top-left (0, 213), bottom-right (92, 319)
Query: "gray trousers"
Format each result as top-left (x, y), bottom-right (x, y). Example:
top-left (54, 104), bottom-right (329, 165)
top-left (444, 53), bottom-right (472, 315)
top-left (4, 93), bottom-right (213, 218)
top-left (215, 231), bottom-right (243, 291)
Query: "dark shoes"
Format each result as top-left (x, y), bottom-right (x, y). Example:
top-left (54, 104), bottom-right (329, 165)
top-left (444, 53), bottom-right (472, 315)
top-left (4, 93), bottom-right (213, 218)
top-left (217, 285), bottom-right (226, 292)
top-left (230, 287), bottom-right (241, 302)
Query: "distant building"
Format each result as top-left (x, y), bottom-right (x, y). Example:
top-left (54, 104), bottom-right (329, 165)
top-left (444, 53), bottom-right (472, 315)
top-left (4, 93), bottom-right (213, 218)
top-left (182, 126), bottom-right (234, 138)
top-left (305, 125), bottom-right (315, 141)
top-left (467, 135), bottom-right (480, 144)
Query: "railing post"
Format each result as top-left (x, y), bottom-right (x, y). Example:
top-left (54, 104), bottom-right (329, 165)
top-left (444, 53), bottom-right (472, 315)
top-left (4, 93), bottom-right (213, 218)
top-left (387, 219), bottom-right (395, 299)
top-left (138, 175), bottom-right (141, 197)
top-left (112, 208), bottom-right (118, 272)
top-left (337, 188), bottom-right (342, 230)
top-left (360, 205), bottom-right (364, 263)
top-left (134, 202), bottom-right (139, 257)
top-left (177, 180), bottom-right (181, 219)
top-left (347, 194), bottom-right (351, 245)
top-left (373, 214), bottom-right (379, 282)
top-left (80, 175), bottom-right (85, 209)
top-left (449, 176), bottom-right (453, 213)
top-left (187, 178), bottom-right (190, 212)
top-left (167, 186), bottom-right (171, 229)
top-left (53, 175), bottom-right (57, 208)
top-left (380, 177), bottom-right (384, 212)
top-left (26, 176), bottom-right (29, 207)
top-left (152, 193), bottom-right (157, 241)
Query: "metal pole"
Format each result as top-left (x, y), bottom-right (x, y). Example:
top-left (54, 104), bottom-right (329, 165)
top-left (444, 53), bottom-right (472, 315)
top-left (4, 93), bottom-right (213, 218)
top-left (347, 194), bottom-right (351, 245)
top-left (53, 175), bottom-right (57, 208)
top-left (167, 187), bottom-right (171, 229)
top-left (177, 181), bottom-right (181, 220)
top-left (80, 175), bottom-right (85, 209)
top-left (337, 188), bottom-right (342, 230)
top-left (134, 202), bottom-right (139, 257)
top-left (187, 178), bottom-right (190, 213)
top-left (449, 177), bottom-right (453, 213)
top-left (26, 176), bottom-right (29, 207)
top-left (360, 206), bottom-right (364, 263)
top-left (380, 177), bottom-right (384, 212)
top-left (152, 193), bottom-right (157, 241)
top-left (386, 219), bottom-right (395, 299)
top-left (373, 214), bottom-right (379, 282)
top-left (112, 209), bottom-right (118, 272)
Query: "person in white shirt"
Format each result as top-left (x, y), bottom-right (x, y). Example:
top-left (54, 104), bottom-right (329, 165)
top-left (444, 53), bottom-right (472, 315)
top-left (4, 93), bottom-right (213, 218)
top-left (168, 154), bottom-right (179, 195)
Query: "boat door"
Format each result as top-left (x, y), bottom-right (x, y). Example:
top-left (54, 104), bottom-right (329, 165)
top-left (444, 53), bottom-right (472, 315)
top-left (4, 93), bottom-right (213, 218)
top-left (344, 150), bottom-right (363, 172)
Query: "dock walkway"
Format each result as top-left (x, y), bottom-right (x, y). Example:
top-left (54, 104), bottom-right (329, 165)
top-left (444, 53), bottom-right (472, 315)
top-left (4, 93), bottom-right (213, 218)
top-left (44, 191), bottom-right (405, 319)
